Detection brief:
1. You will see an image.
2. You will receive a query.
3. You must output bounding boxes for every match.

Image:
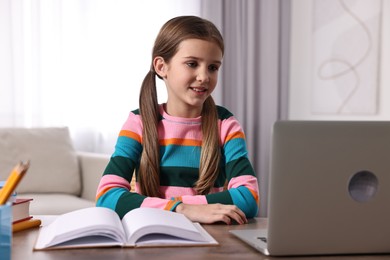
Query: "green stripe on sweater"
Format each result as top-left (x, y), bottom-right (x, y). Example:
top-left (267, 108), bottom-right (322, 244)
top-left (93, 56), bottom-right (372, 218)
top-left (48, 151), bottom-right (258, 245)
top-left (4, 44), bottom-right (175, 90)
top-left (225, 157), bottom-right (256, 180)
top-left (103, 156), bottom-right (136, 183)
top-left (160, 166), bottom-right (226, 188)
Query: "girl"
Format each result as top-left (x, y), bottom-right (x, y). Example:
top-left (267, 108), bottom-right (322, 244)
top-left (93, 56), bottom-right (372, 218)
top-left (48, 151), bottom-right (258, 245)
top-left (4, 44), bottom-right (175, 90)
top-left (96, 16), bottom-right (259, 225)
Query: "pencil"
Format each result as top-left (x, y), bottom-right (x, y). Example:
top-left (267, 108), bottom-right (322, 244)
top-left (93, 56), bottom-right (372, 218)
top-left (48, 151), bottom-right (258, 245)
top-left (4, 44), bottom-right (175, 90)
top-left (13, 218), bottom-right (41, 233)
top-left (0, 161), bottom-right (30, 205)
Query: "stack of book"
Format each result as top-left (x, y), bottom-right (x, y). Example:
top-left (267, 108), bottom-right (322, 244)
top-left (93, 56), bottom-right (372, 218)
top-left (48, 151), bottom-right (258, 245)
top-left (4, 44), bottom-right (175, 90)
top-left (0, 180), bottom-right (41, 233)
top-left (12, 197), bottom-right (41, 232)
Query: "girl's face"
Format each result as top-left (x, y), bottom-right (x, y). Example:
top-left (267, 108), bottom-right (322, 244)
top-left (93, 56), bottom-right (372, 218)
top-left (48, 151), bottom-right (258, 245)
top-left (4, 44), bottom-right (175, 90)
top-left (155, 39), bottom-right (223, 118)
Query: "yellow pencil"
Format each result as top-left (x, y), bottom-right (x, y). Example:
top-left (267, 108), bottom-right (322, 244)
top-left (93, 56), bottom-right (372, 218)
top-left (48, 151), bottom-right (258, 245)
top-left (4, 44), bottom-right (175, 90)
top-left (0, 161), bottom-right (30, 205)
top-left (13, 218), bottom-right (41, 233)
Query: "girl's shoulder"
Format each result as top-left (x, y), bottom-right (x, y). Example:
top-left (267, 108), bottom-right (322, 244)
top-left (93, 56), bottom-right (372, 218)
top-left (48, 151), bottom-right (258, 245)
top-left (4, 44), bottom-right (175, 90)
top-left (216, 105), bottom-right (234, 120)
top-left (131, 108), bottom-right (140, 115)
top-left (131, 106), bottom-right (164, 121)
top-left (216, 105), bottom-right (245, 130)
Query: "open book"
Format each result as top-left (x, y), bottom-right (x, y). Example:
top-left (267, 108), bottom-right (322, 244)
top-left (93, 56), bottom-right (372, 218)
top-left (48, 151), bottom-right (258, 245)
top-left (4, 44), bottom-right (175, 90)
top-left (34, 207), bottom-right (218, 250)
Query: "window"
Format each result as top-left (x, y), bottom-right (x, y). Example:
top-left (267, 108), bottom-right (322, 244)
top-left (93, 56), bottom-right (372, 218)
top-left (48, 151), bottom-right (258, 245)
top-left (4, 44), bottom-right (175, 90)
top-left (0, 0), bottom-right (201, 153)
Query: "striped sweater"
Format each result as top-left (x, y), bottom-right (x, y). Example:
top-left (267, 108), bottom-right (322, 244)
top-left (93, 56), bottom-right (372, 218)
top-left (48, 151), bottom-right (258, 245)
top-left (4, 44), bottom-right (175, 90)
top-left (96, 104), bottom-right (259, 219)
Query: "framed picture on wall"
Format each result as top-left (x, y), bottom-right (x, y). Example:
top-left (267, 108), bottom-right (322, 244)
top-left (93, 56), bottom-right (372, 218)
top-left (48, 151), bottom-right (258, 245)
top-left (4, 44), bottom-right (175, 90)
top-left (289, 0), bottom-right (390, 120)
top-left (311, 0), bottom-right (382, 115)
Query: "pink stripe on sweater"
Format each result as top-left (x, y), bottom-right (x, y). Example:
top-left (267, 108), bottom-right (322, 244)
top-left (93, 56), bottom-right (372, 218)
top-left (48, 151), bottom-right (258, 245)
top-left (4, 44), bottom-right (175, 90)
top-left (220, 116), bottom-right (244, 144)
top-left (227, 175), bottom-right (259, 193)
top-left (160, 186), bottom-right (197, 197)
top-left (140, 187), bottom-right (226, 208)
top-left (96, 174), bottom-right (131, 196)
top-left (158, 121), bottom-right (203, 141)
top-left (180, 185), bottom-right (227, 204)
top-left (181, 195), bottom-right (207, 204)
top-left (140, 197), bottom-right (171, 209)
top-left (121, 112), bottom-right (143, 135)
top-left (135, 183), bottom-right (224, 199)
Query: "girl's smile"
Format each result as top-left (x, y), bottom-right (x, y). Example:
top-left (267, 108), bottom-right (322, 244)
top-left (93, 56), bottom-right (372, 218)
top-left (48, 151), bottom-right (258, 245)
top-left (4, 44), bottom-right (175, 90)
top-left (189, 86), bottom-right (208, 94)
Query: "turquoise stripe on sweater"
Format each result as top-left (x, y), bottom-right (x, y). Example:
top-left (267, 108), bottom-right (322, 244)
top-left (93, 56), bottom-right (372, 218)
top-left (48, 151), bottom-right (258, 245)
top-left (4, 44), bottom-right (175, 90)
top-left (160, 145), bottom-right (201, 167)
top-left (224, 138), bottom-right (248, 163)
top-left (229, 186), bottom-right (258, 218)
top-left (96, 187), bottom-right (126, 211)
top-left (113, 136), bottom-right (142, 159)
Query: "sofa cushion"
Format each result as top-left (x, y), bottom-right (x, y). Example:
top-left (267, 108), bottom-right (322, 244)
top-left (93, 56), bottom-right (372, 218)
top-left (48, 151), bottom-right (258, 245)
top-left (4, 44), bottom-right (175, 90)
top-left (19, 193), bottom-right (94, 215)
top-left (0, 127), bottom-right (81, 195)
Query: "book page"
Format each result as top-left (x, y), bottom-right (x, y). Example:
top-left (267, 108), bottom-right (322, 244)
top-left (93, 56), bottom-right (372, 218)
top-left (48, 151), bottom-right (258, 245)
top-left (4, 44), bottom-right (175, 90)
top-left (121, 208), bottom-right (214, 245)
top-left (35, 207), bottom-right (126, 249)
top-left (135, 223), bottom-right (219, 247)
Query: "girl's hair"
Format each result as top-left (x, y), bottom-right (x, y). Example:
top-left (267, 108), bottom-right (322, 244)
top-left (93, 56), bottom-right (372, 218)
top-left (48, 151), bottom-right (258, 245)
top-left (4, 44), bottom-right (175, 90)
top-left (138, 16), bottom-right (224, 197)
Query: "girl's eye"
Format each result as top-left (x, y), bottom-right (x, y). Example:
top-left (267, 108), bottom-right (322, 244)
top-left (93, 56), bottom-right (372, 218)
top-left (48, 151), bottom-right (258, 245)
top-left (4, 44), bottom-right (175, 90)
top-left (186, 62), bottom-right (197, 68)
top-left (209, 65), bottom-right (219, 72)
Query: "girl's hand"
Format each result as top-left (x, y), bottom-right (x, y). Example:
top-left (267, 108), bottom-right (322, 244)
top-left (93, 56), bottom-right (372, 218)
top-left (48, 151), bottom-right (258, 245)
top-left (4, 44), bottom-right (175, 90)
top-left (175, 203), bottom-right (248, 225)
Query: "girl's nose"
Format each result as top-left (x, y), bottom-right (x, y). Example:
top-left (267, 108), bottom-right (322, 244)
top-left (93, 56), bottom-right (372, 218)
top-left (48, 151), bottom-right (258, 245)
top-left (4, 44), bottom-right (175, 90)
top-left (196, 68), bottom-right (210, 83)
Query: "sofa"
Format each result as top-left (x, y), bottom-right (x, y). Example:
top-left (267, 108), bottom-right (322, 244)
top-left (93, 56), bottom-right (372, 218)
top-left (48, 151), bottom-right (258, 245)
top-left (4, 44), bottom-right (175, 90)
top-left (0, 127), bottom-right (110, 215)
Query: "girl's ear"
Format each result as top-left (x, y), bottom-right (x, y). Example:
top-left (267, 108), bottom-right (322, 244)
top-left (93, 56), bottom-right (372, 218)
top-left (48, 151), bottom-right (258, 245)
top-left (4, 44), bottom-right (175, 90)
top-left (153, 56), bottom-right (166, 79)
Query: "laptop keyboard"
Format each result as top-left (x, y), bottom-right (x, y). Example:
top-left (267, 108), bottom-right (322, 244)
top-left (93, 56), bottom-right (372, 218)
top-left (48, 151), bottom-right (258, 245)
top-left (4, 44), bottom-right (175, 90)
top-left (257, 237), bottom-right (267, 243)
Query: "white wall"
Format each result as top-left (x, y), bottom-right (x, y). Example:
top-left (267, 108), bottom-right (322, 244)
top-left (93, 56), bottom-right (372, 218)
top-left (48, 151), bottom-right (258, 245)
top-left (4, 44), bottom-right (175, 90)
top-left (289, 0), bottom-right (390, 121)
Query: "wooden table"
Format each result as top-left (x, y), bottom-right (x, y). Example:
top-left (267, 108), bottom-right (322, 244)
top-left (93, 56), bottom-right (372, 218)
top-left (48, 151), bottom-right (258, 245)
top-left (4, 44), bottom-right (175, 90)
top-left (11, 218), bottom-right (390, 260)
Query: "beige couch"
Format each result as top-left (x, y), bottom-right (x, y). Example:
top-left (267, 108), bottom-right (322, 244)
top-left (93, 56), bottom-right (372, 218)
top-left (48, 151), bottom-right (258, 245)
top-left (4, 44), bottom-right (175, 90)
top-left (0, 127), bottom-right (110, 215)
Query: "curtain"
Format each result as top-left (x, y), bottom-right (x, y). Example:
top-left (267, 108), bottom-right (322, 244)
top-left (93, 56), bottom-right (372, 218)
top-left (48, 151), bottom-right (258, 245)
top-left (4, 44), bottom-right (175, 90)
top-left (0, 0), bottom-right (201, 153)
top-left (201, 0), bottom-right (290, 217)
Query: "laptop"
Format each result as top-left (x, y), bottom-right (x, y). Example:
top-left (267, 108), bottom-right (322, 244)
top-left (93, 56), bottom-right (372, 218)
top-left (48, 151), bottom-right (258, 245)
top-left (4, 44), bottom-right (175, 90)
top-left (230, 120), bottom-right (390, 256)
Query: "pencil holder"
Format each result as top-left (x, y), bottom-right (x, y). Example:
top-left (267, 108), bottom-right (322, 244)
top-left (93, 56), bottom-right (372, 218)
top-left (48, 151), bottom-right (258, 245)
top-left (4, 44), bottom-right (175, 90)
top-left (0, 203), bottom-right (12, 260)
